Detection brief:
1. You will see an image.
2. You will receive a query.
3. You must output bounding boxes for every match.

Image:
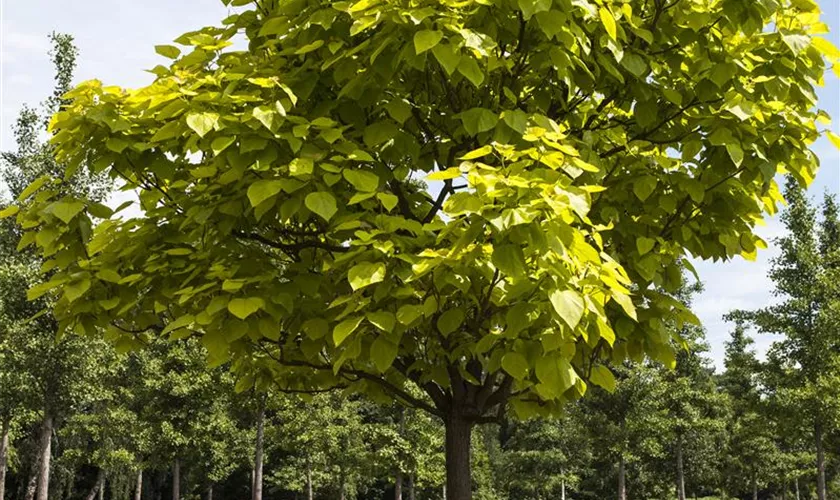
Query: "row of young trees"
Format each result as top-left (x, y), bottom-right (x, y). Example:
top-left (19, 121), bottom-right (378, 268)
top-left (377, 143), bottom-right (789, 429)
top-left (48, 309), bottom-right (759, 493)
top-left (1, 0), bottom-right (839, 498)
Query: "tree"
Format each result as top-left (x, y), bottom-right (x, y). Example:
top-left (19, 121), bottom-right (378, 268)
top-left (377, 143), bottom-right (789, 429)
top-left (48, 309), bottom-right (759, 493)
top-left (6, 1), bottom-right (836, 497)
top-left (730, 179), bottom-right (840, 500)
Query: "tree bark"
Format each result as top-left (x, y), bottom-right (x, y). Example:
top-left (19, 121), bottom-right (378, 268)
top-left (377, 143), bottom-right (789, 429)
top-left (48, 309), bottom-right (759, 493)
top-left (561, 479), bottom-right (566, 500)
top-left (207, 484), bottom-right (213, 500)
top-left (172, 459), bottom-right (180, 500)
top-left (444, 415), bottom-right (472, 500)
top-left (442, 484), bottom-right (447, 500)
top-left (395, 408), bottom-right (405, 500)
top-left (253, 396), bottom-right (265, 500)
top-left (84, 470), bottom-right (104, 500)
top-left (815, 420), bottom-right (826, 500)
top-left (676, 434), bottom-right (686, 500)
top-left (35, 414), bottom-right (53, 500)
top-left (135, 470), bottom-right (143, 500)
top-left (795, 477), bottom-right (800, 500)
top-left (617, 457), bottom-right (626, 500)
top-left (306, 457), bottom-right (313, 500)
top-left (408, 473), bottom-right (416, 500)
top-left (752, 473), bottom-right (757, 500)
top-left (0, 417), bottom-right (9, 500)
top-left (98, 474), bottom-right (105, 500)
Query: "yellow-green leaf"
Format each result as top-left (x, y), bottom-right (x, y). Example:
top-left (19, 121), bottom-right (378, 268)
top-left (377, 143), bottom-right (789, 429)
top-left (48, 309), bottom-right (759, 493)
top-left (155, 45), bottom-right (181, 59)
top-left (414, 30), bottom-right (443, 54)
top-left (228, 297), bottom-right (265, 319)
top-left (305, 191), bottom-right (338, 221)
top-left (334, 316), bottom-right (364, 346)
top-left (348, 262), bottom-right (386, 290)
top-left (599, 7), bottom-right (617, 40)
top-left (370, 336), bottom-right (399, 372)
top-left (247, 180), bottom-right (284, 207)
top-left (549, 289), bottom-right (585, 330)
top-left (186, 112), bottom-right (219, 138)
top-left (501, 352), bottom-right (529, 380)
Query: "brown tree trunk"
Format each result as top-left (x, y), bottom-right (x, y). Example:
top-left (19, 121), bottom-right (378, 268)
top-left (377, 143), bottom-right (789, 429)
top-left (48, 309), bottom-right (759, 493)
top-left (445, 415), bottom-right (472, 500)
top-left (84, 470), bottom-right (104, 500)
top-left (0, 417), bottom-right (9, 500)
top-left (815, 420), bottom-right (826, 500)
top-left (35, 414), bottom-right (53, 500)
top-left (135, 470), bottom-right (143, 500)
top-left (676, 434), bottom-right (686, 500)
top-left (172, 459), bottom-right (180, 500)
top-left (306, 457), bottom-right (313, 500)
top-left (617, 457), bottom-right (626, 500)
top-left (253, 397), bottom-right (265, 500)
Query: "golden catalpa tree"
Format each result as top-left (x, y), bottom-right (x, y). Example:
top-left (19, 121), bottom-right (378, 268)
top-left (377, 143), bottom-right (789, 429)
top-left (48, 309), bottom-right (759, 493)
top-left (3, 0), bottom-right (838, 496)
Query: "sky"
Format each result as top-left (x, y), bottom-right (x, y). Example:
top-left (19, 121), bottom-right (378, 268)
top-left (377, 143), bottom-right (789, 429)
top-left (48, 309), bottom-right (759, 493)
top-left (1, 0), bottom-right (838, 369)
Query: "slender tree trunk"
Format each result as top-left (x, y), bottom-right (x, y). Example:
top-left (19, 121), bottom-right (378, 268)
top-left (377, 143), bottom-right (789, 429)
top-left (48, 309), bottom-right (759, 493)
top-left (815, 420), bottom-right (826, 500)
top-left (24, 468), bottom-right (38, 500)
top-left (676, 434), bottom-right (686, 500)
top-left (206, 484), bottom-right (213, 500)
top-left (306, 457), bottom-right (313, 500)
top-left (782, 480), bottom-right (787, 500)
top-left (172, 459), bottom-right (180, 500)
top-left (84, 470), bottom-right (104, 500)
top-left (395, 408), bottom-right (405, 500)
top-left (752, 473), bottom-right (758, 500)
top-left (253, 396), bottom-right (265, 500)
top-left (444, 415), bottom-right (472, 500)
top-left (98, 474), bottom-right (105, 500)
top-left (408, 473), bottom-right (416, 500)
top-left (442, 484), bottom-right (447, 500)
top-left (617, 457), bottom-right (626, 500)
top-left (0, 417), bottom-right (10, 500)
top-left (35, 414), bottom-right (53, 500)
top-left (135, 470), bottom-right (143, 500)
top-left (561, 479), bottom-right (566, 500)
top-left (339, 476), bottom-right (346, 500)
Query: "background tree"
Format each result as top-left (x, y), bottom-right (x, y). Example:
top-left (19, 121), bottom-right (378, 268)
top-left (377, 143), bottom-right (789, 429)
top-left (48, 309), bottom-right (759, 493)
top-left (731, 179), bottom-right (840, 500)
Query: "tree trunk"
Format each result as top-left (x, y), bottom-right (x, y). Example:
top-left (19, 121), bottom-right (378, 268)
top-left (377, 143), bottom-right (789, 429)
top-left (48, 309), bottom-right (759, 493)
top-left (35, 414), bottom-right (53, 500)
top-left (442, 484), bottom-right (447, 500)
top-left (561, 479), bottom-right (566, 500)
top-left (135, 470), bottom-right (143, 500)
top-left (84, 470), bottom-right (104, 500)
top-left (815, 420), bottom-right (826, 500)
top-left (752, 473), bottom-right (758, 500)
top-left (253, 397), bottom-right (265, 500)
top-left (408, 474), bottom-right (416, 500)
top-left (98, 474), bottom-right (105, 500)
top-left (444, 415), bottom-right (472, 500)
top-left (306, 457), bottom-right (313, 500)
top-left (782, 480), bottom-right (787, 500)
top-left (795, 477), bottom-right (800, 500)
top-left (207, 484), bottom-right (213, 500)
top-left (339, 477), bottom-right (346, 500)
top-left (0, 417), bottom-right (10, 500)
top-left (395, 408), bottom-right (405, 500)
top-left (676, 434), bottom-right (686, 500)
top-left (617, 457), bottom-right (626, 500)
top-left (172, 459), bottom-right (180, 500)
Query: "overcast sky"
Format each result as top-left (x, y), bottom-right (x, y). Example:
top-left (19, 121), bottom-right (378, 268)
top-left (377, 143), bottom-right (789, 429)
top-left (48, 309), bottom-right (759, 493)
top-left (1, 0), bottom-right (838, 369)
